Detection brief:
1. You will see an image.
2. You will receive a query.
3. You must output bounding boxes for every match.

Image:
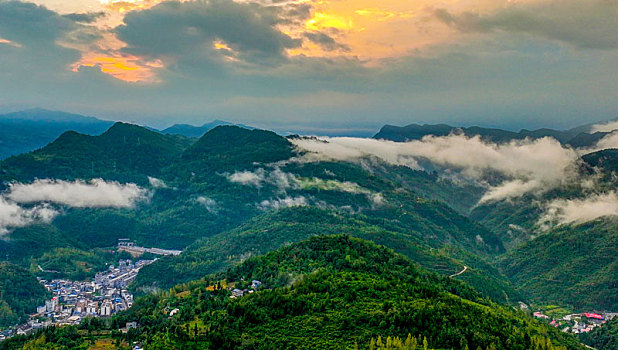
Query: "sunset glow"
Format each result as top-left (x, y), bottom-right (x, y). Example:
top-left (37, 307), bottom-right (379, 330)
top-left (4, 0), bottom-right (617, 130)
top-left (27, 0), bottom-right (510, 81)
top-left (99, 0), bottom-right (167, 13)
top-left (0, 38), bottom-right (22, 48)
top-left (73, 54), bottom-right (162, 83)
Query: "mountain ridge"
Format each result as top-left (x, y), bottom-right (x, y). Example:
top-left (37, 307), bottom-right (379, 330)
top-left (373, 122), bottom-right (611, 147)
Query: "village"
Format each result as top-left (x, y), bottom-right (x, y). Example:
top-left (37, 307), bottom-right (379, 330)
top-left (0, 258), bottom-right (155, 341)
top-left (0, 239), bottom-right (183, 341)
top-left (533, 309), bottom-right (618, 334)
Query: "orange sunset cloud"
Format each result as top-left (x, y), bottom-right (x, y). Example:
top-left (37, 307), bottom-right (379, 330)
top-left (32, 0), bottom-right (550, 82)
top-left (73, 53), bottom-right (163, 82)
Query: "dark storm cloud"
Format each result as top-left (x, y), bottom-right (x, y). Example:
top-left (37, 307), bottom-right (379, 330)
top-left (435, 0), bottom-right (618, 50)
top-left (0, 0), bottom-right (101, 76)
top-left (0, 1), bottom-right (78, 46)
top-left (116, 0), bottom-right (302, 67)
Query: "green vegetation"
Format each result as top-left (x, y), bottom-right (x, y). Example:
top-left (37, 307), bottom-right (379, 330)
top-left (1, 124), bottom-right (511, 295)
top-left (0, 122), bottom-right (193, 184)
top-left (579, 318), bottom-right (618, 350)
top-left (0, 236), bottom-right (584, 350)
top-left (173, 126), bottom-right (296, 182)
top-left (30, 248), bottom-right (130, 281)
top-left (499, 219), bottom-right (618, 310)
top-left (0, 122), bottom-right (615, 348)
top-left (132, 206), bottom-right (518, 303)
top-left (373, 123), bottom-right (596, 146)
top-left (0, 262), bottom-right (50, 327)
top-left (582, 149), bottom-right (618, 175)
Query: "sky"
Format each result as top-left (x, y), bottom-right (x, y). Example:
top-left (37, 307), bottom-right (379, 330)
top-left (1, 0), bottom-right (617, 132)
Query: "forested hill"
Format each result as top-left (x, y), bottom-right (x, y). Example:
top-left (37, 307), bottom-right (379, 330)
top-left (0, 109), bottom-right (113, 160)
top-left (0, 120), bottom-right (615, 339)
top-left (1, 236), bottom-right (584, 350)
top-left (0, 122), bottom-right (193, 184)
top-left (582, 148), bottom-right (618, 176)
top-left (0, 262), bottom-right (50, 328)
top-left (175, 125), bottom-right (296, 180)
top-left (499, 219), bottom-right (618, 310)
top-left (132, 206), bottom-right (516, 303)
top-left (0, 123), bottom-right (513, 320)
top-left (161, 120), bottom-right (253, 137)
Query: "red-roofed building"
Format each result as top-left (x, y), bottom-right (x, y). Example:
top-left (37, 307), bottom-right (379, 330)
top-left (585, 313), bottom-right (604, 320)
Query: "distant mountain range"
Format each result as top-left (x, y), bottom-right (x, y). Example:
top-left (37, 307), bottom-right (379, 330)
top-left (0, 109), bottom-right (113, 160)
top-left (161, 120), bottom-right (254, 138)
top-left (373, 122), bottom-right (611, 147)
top-left (0, 109), bottom-right (256, 159)
top-left (1, 108), bottom-right (615, 162)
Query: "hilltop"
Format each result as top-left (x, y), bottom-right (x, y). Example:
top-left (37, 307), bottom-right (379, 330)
top-left (0, 109), bottom-right (113, 159)
top-left (1, 236), bottom-right (584, 350)
top-left (161, 120), bottom-right (253, 138)
top-left (0, 122), bottom-right (193, 183)
top-left (133, 206), bottom-right (516, 303)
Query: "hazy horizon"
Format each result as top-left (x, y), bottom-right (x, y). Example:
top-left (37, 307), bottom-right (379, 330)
top-left (1, 0), bottom-right (618, 132)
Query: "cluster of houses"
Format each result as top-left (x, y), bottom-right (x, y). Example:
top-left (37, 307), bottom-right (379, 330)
top-left (0, 259), bottom-right (154, 340)
top-left (533, 311), bottom-right (618, 334)
top-left (230, 280), bottom-right (263, 298)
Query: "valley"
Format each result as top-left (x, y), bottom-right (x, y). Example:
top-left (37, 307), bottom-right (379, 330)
top-left (0, 114), bottom-right (616, 349)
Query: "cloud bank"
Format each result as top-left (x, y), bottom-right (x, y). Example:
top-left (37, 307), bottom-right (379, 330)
top-left (225, 166), bottom-right (383, 206)
top-left (227, 170), bottom-right (267, 187)
top-left (591, 131), bottom-right (618, 151)
top-left (0, 178), bottom-right (149, 234)
top-left (291, 135), bottom-right (579, 202)
top-left (0, 199), bottom-right (57, 234)
top-left (6, 179), bottom-right (148, 208)
top-left (590, 121), bottom-right (618, 133)
top-left (539, 192), bottom-right (618, 228)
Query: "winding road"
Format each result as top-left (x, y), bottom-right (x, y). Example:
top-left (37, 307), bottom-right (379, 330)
top-left (449, 265), bottom-right (468, 278)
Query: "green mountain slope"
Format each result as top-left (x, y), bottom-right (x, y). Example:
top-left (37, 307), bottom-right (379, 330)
top-left (0, 123), bottom-right (515, 309)
top-left (579, 318), bottom-right (618, 350)
top-left (171, 126), bottom-right (296, 182)
top-left (582, 148), bottom-right (618, 178)
top-left (0, 262), bottom-right (50, 328)
top-left (162, 120), bottom-right (253, 137)
top-left (133, 206), bottom-right (515, 303)
top-left (0, 122), bottom-right (193, 183)
top-left (0, 109), bottom-right (113, 160)
top-left (499, 219), bottom-right (618, 310)
top-left (3, 236), bottom-right (583, 350)
top-left (117, 236), bottom-right (582, 349)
